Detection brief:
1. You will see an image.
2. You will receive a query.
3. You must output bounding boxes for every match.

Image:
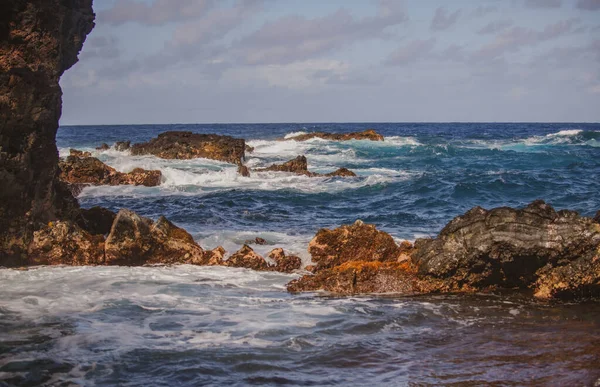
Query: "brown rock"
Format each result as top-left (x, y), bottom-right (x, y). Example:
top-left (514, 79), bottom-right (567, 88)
top-left (238, 165), bottom-right (251, 177)
top-left (130, 131), bottom-right (246, 165)
top-left (147, 216), bottom-right (205, 265)
top-left (28, 221), bottom-right (105, 266)
top-left (286, 129), bottom-right (384, 142)
top-left (96, 143), bottom-right (110, 151)
top-left (255, 155), bottom-right (311, 175)
top-left (59, 156), bottom-right (162, 187)
top-left (325, 168), bottom-right (357, 177)
top-left (115, 141), bottom-right (131, 151)
top-left (0, 0), bottom-right (94, 264)
top-left (200, 246), bottom-right (226, 266)
top-left (226, 245), bottom-right (271, 271)
top-left (70, 149), bottom-right (91, 158)
top-left (287, 261), bottom-right (417, 294)
top-left (412, 200), bottom-right (600, 292)
top-left (245, 145), bottom-right (255, 153)
top-left (76, 206), bottom-right (116, 236)
top-left (594, 210), bottom-right (600, 224)
top-left (268, 248), bottom-right (302, 273)
top-left (308, 220), bottom-right (400, 272)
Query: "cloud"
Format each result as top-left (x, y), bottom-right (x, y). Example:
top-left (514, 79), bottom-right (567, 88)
top-left (524, 0), bottom-right (562, 8)
top-left (385, 38), bottom-right (437, 66)
top-left (234, 1), bottom-right (409, 65)
top-left (430, 7), bottom-right (462, 31)
top-left (80, 35), bottom-right (120, 59)
top-left (576, 0), bottom-right (600, 10)
top-left (472, 5), bottom-right (498, 17)
top-left (478, 20), bottom-right (514, 34)
top-left (99, 0), bottom-right (217, 26)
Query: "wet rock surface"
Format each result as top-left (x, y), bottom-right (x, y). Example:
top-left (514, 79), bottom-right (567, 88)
top-left (254, 155), bottom-right (357, 177)
top-left (285, 129), bottom-right (384, 142)
top-left (69, 149), bottom-right (91, 158)
top-left (0, 0), bottom-right (95, 263)
top-left (288, 201), bottom-right (600, 301)
top-left (130, 131), bottom-right (246, 165)
top-left (114, 141), bottom-right (131, 151)
top-left (59, 155), bottom-right (162, 188)
top-left (268, 248), bottom-right (302, 273)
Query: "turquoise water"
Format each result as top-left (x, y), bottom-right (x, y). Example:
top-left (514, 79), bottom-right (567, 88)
top-left (0, 123), bottom-right (598, 385)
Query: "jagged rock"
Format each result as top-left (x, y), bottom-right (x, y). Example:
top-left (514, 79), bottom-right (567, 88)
top-left (245, 237), bottom-right (267, 245)
top-left (534, 251), bottom-right (600, 300)
top-left (76, 206), bottom-right (116, 236)
top-left (286, 129), bottom-right (384, 142)
top-left (245, 145), bottom-right (254, 153)
top-left (27, 221), bottom-right (105, 266)
top-left (200, 246), bottom-right (226, 266)
top-left (254, 156), bottom-right (356, 178)
top-left (412, 200), bottom-right (600, 292)
top-left (595, 210), bottom-right (600, 224)
top-left (226, 245), bottom-right (271, 271)
top-left (287, 261), bottom-right (417, 294)
top-left (325, 168), bottom-right (357, 177)
top-left (69, 149), bottom-right (91, 158)
top-left (96, 143), bottom-right (110, 151)
top-left (238, 165), bottom-right (250, 177)
top-left (0, 0), bottom-right (94, 263)
top-left (308, 220), bottom-right (401, 272)
top-left (59, 156), bottom-right (162, 187)
top-left (130, 131), bottom-right (246, 165)
top-left (104, 210), bottom-right (205, 265)
top-left (268, 248), bottom-right (302, 273)
top-left (115, 141), bottom-right (130, 151)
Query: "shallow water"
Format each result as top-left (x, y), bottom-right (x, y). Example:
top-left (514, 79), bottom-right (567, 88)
top-left (1, 123), bottom-right (599, 385)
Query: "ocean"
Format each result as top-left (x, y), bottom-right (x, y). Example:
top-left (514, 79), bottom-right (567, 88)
top-left (1, 122), bottom-right (599, 385)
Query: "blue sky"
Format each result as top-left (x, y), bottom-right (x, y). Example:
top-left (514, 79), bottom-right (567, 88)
top-left (60, 0), bottom-right (600, 124)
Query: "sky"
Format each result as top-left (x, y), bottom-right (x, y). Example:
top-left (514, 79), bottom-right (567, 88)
top-left (60, 0), bottom-right (600, 124)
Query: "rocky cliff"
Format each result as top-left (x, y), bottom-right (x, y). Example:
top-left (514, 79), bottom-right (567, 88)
top-left (0, 0), bottom-right (95, 264)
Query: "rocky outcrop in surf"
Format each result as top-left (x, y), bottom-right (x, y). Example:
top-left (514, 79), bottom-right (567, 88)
top-left (59, 155), bottom-right (162, 189)
top-left (0, 0), bottom-right (95, 263)
top-left (285, 129), bottom-right (384, 142)
top-left (130, 131), bottom-right (247, 165)
top-left (225, 245), bottom-right (302, 273)
top-left (253, 155), bottom-right (357, 178)
top-left (288, 201), bottom-right (600, 301)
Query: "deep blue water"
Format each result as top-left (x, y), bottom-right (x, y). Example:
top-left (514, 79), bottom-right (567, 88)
top-left (0, 123), bottom-right (598, 386)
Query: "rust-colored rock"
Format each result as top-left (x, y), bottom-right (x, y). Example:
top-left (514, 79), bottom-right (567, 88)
top-left (59, 156), bottom-right (162, 187)
top-left (0, 0), bottom-right (94, 264)
top-left (27, 221), bottom-right (105, 266)
top-left (268, 248), bottom-right (302, 273)
top-left (70, 149), bottom-right (91, 158)
top-left (308, 220), bottom-right (401, 272)
top-left (287, 261), bottom-right (417, 294)
top-left (104, 209), bottom-right (205, 265)
top-left (226, 245), bottom-right (271, 271)
top-left (325, 168), bottom-right (357, 177)
top-left (200, 246), bottom-right (226, 266)
top-left (130, 131), bottom-right (246, 165)
top-left (76, 206), bottom-right (116, 236)
top-left (286, 129), bottom-right (384, 142)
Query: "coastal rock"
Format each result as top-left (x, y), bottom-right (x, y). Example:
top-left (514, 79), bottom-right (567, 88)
top-left (28, 221), bottom-right (105, 266)
top-left (238, 165), bottom-right (251, 177)
top-left (96, 143), bottom-right (110, 151)
top-left (115, 141), bottom-right (130, 151)
top-left (245, 237), bottom-right (267, 245)
top-left (130, 131), bottom-right (246, 165)
top-left (412, 200), bottom-right (600, 292)
top-left (595, 210), bottom-right (600, 224)
top-left (533, 251), bottom-right (600, 300)
top-left (254, 156), bottom-right (357, 177)
top-left (59, 156), bottom-right (162, 187)
top-left (287, 261), bottom-right (417, 294)
top-left (200, 246), bottom-right (226, 266)
top-left (286, 129), bottom-right (384, 142)
top-left (226, 245), bottom-right (271, 271)
top-left (308, 220), bottom-right (401, 272)
top-left (76, 206), bottom-right (116, 236)
top-left (245, 145), bottom-right (255, 153)
top-left (268, 248), bottom-right (302, 273)
top-left (0, 0), bottom-right (94, 263)
top-left (104, 210), bottom-right (205, 265)
top-left (69, 149), bottom-right (91, 158)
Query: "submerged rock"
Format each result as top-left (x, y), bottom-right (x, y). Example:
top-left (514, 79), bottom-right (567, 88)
top-left (254, 155), bottom-right (356, 178)
top-left (238, 165), bottom-right (251, 177)
top-left (59, 156), bottom-right (161, 188)
top-left (286, 129), bottom-right (384, 142)
top-left (130, 131), bottom-right (246, 165)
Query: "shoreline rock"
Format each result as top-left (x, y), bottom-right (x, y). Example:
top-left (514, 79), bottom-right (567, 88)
top-left (254, 155), bottom-right (357, 178)
top-left (285, 129), bottom-right (384, 142)
top-left (59, 155), bottom-right (162, 189)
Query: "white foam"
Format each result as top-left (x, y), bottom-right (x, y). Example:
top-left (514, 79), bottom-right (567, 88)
top-left (283, 131), bottom-right (308, 139)
top-left (384, 136), bottom-right (422, 147)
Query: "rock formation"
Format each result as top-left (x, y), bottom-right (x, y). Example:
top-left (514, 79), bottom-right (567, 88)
top-left (59, 155), bottom-right (162, 189)
top-left (224, 245), bottom-right (302, 273)
top-left (267, 248), bottom-right (302, 273)
top-left (70, 149), bottom-right (91, 157)
top-left (254, 155), bottom-right (357, 177)
top-left (285, 129), bottom-right (384, 142)
top-left (115, 141), bottom-right (130, 151)
top-left (0, 0), bottom-right (95, 264)
top-left (288, 201), bottom-right (600, 301)
top-left (130, 131), bottom-right (246, 165)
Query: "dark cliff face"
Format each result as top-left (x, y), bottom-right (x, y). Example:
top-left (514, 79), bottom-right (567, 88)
top-left (0, 0), bottom-right (95, 263)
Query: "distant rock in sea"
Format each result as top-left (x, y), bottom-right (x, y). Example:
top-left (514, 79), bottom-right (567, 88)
top-left (285, 129), bottom-right (384, 142)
